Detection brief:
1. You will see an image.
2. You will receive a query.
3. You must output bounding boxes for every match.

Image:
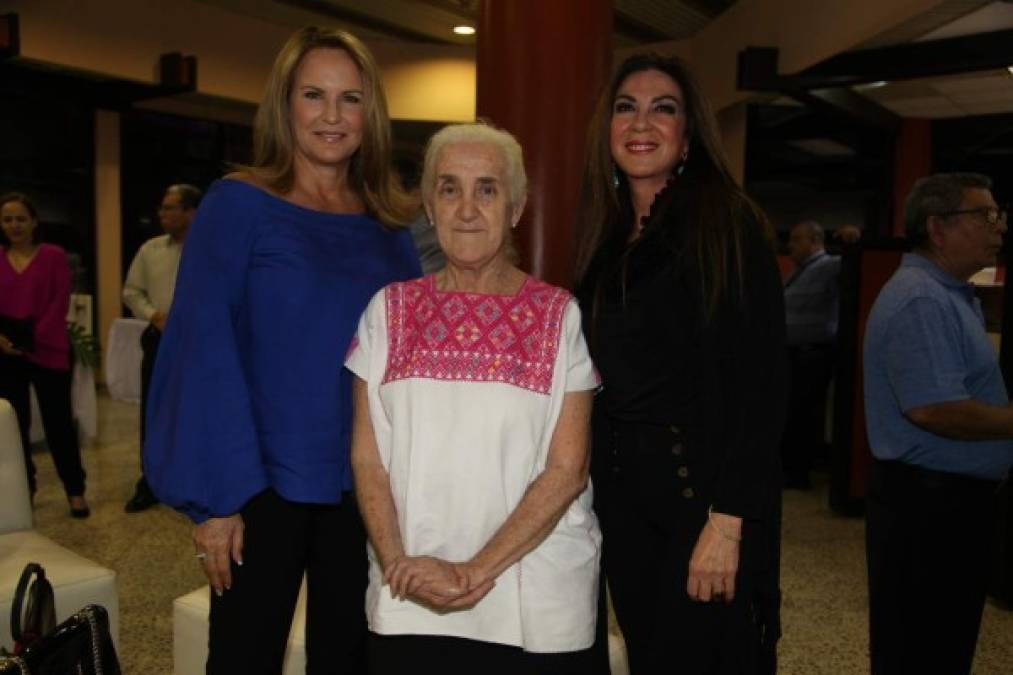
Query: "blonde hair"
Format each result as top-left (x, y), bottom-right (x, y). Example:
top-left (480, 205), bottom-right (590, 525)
top-left (421, 122), bottom-right (527, 212)
top-left (243, 26), bottom-right (414, 227)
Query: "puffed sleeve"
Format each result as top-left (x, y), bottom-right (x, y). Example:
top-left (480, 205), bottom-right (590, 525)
top-left (562, 299), bottom-right (600, 392)
top-left (709, 222), bottom-right (789, 520)
top-left (143, 181), bottom-right (268, 523)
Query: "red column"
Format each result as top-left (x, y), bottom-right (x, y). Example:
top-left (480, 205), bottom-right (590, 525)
top-left (892, 118), bottom-right (932, 237)
top-left (476, 0), bottom-right (612, 287)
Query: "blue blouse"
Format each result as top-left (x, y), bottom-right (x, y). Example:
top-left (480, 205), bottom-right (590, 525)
top-left (143, 179), bottom-right (421, 523)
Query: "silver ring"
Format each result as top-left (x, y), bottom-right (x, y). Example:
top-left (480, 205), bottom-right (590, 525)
top-left (195, 552), bottom-right (207, 560)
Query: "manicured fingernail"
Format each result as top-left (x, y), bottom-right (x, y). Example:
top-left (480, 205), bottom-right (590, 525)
top-left (237, 560), bottom-right (243, 566)
top-left (215, 588), bottom-right (223, 597)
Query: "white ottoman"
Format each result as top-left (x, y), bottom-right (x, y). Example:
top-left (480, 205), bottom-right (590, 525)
top-left (0, 399), bottom-right (119, 652)
top-left (0, 530), bottom-right (119, 652)
top-left (173, 581), bottom-right (307, 675)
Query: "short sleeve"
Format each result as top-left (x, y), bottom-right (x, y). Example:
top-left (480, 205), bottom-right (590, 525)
top-left (345, 288), bottom-right (386, 382)
top-left (884, 297), bottom-right (970, 411)
top-left (562, 300), bottom-right (600, 393)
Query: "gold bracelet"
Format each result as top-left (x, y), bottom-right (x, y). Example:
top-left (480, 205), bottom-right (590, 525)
top-left (707, 505), bottom-right (742, 543)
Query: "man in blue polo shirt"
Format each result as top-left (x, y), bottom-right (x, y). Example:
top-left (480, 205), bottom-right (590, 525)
top-left (782, 221), bottom-right (841, 488)
top-left (864, 172), bottom-right (1012, 675)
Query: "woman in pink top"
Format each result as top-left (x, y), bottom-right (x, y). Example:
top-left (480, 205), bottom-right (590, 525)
top-left (0, 193), bottom-right (88, 517)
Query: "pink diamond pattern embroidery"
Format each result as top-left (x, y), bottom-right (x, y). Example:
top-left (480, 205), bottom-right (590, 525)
top-left (475, 298), bottom-right (502, 325)
top-left (383, 275), bottom-right (570, 395)
top-left (454, 319), bottom-right (482, 348)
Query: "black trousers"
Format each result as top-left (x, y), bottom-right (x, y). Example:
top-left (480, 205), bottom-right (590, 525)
top-left (367, 634), bottom-right (596, 675)
top-left (781, 343), bottom-right (834, 483)
top-left (136, 325), bottom-right (160, 491)
top-left (866, 460), bottom-right (1000, 675)
top-left (0, 353), bottom-right (85, 496)
top-left (592, 420), bottom-right (778, 675)
top-left (207, 489), bottom-right (368, 675)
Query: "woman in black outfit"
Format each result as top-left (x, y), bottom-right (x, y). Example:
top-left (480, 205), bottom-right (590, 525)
top-left (575, 54), bottom-right (787, 674)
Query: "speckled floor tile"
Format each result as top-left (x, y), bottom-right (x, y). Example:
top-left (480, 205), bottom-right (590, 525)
top-left (26, 394), bottom-right (1013, 673)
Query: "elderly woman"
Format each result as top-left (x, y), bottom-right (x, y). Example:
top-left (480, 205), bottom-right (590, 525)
top-left (144, 27), bottom-right (421, 673)
top-left (0, 192), bottom-right (89, 518)
top-left (346, 123), bottom-right (601, 674)
top-left (575, 54), bottom-right (787, 673)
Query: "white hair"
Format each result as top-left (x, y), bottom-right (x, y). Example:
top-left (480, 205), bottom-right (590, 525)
top-left (421, 122), bottom-right (527, 211)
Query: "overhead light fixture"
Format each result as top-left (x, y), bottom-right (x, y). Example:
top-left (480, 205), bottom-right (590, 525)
top-left (453, 25), bottom-right (476, 36)
top-left (1008, 65), bottom-right (1013, 75)
top-left (854, 80), bottom-right (889, 90)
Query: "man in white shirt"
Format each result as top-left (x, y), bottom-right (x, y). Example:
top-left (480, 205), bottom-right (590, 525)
top-left (122, 184), bottom-right (201, 512)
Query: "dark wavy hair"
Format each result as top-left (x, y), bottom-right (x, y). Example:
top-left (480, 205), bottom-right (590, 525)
top-left (574, 53), bottom-right (771, 317)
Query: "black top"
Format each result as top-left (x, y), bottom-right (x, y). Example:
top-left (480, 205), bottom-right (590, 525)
top-left (579, 181), bottom-right (788, 520)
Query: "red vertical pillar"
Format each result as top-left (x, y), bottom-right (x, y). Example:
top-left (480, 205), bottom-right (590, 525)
top-left (892, 118), bottom-right (932, 237)
top-left (476, 0), bottom-right (612, 287)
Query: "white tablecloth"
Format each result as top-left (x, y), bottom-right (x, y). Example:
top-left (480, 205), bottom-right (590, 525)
top-left (105, 318), bottom-right (147, 403)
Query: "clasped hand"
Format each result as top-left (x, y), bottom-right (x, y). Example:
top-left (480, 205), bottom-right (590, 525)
top-left (384, 556), bottom-right (494, 611)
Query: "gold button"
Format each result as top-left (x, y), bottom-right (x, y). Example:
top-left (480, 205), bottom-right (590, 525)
top-left (682, 487), bottom-right (694, 499)
top-left (677, 466), bottom-right (689, 478)
top-left (671, 443), bottom-right (683, 456)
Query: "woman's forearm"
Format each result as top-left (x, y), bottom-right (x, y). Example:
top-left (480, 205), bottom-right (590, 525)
top-left (468, 464), bottom-right (588, 582)
top-left (353, 462), bottom-right (405, 571)
top-left (351, 377), bottom-right (404, 571)
top-left (467, 390), bottom-right (592, 583)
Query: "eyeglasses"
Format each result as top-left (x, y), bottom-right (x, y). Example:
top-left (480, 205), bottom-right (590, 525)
top-left (937, 206), bottom-right (1007, 227)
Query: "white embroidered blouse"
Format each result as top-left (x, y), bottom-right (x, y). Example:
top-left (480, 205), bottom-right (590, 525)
top-left (345, 274), bottom-right (602, 652)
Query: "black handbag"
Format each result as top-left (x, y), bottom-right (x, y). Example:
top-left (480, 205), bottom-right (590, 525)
top-left (0, 605), bottom-right (120, 675)
top-left (10, 563), bottom-right (55, 654)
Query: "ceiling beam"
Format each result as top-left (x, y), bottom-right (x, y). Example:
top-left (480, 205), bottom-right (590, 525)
top-left (800, 28), bottom-right (1013, 87)
top-left (738, 46), bottom-right (901, 132)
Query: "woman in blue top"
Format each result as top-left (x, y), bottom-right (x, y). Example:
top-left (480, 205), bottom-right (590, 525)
top-left (144, 27), bottom-right (421, 674)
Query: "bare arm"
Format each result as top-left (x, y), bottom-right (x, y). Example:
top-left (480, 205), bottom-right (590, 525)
top-left (905, 399), bottom-right (1013, 440)
top-left (350, 376), bottom-right (405, 571)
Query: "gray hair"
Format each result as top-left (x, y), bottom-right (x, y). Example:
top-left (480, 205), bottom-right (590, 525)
top-left (421, 123), bottom-right (527, 212)
top-left (793, 220), bottom-right (824, 245)
top-left (904, 173), bottom-right (992, 248)
top-left (166, 184), bottom-right (203, 211)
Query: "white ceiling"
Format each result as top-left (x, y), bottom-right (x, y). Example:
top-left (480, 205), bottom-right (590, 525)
top-left (858, 1), bottom-right (1013, 119)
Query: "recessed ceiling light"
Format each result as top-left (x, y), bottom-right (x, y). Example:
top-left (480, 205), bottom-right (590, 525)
top-left (453, 25), bottom-right (476, 36)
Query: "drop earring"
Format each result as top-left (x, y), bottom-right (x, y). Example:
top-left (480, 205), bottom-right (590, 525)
top-left (677, 149), bottom-right (689, 176)
top-left (612, 164), bottom-right (620, 188)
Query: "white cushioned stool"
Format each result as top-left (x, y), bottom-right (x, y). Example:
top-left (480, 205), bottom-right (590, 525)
top-left (173, 580), bottom-right (307, 675)
top-left (0, 399), bottom-right (119, 651)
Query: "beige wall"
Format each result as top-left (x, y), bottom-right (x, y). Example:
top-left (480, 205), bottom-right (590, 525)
top-left (9, 0), bottom-right (476, 122)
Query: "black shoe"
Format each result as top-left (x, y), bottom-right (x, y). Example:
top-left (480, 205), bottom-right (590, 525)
top-left (124, 484), bottom-right (158, 513)
top-left (69, 496), bottom-right (90, 519)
